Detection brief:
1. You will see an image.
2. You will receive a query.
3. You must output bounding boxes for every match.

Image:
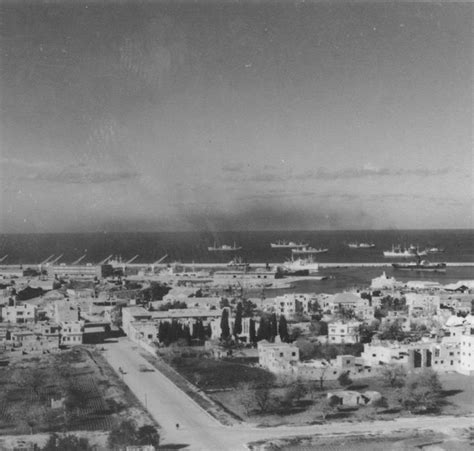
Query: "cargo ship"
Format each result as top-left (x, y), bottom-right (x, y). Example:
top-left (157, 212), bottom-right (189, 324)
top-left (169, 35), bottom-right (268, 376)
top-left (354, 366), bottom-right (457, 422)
top-left (292, 246), bottom-right (328, 255)
top-left (347, 242), bottom-right (375, 249)
top-left (208, 242), bottom-right (242, 252)
top-left (270, 240), bottom-right (309, 249)
top-left (383, 245), bottom-right (427, 258)
top-left (280, 256), bottom-right (320, 274)
top-left (392, 259), bottom-right (447, 272)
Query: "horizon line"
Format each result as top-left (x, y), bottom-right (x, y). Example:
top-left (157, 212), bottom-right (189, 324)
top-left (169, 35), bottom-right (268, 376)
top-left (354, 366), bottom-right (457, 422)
top-left (0, 227), bottom-right (472, 235)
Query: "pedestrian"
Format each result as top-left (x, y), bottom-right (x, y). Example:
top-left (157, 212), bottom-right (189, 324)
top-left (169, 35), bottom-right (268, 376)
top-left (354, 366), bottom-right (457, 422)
top-left (176, 423), bottom-right (179, 429)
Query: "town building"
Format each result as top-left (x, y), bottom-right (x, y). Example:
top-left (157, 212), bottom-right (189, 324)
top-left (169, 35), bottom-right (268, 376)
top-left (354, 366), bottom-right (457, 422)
top-left (327, 320), bottom-right (361, 344)
top-left (371, 272), bottom-right (401, 290)
top-left (59, 320), bottom-right (84, 346)
top-left (270, 293), bottom-right (315, 317)
top-left (258, 340), bottom-right (299, 374)
top-left (46, 263), bottom-right (113, 279)
top-left (1, 303), bottom-right (36, 324)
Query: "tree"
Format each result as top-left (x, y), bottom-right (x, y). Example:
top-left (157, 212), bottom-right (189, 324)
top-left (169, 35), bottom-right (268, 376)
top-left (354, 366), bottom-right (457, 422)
top-left (378, 320), bottom-right (407, 341)
top-left (285, 379), bottom-right (307, 404)
top-left (381, 364), bottom-right (407, 388)
top-left (358, 321), bottom-right (379, 344)
top-left (320, 396), bottom-right (340, 419)
top-left (42, 434), bottom-right (93, 451)
top-left (278, 315), bottom-right (289, 342)
top-left (317, 362), bottom-right (330, 390)
top-left (233, 302), bottom-right (243, 337)
top-left (270, 313), bottom-right (278, 340)
top-left (399, 368), bottom-right (443, 413)
top-left (257, 315), bottom-right (271, 341)
top-left (310, 320), bottom-right (328, 336)
top-left (309, 299), bottom-right (321, 313)
top-left (254, 384), bottom-right (273, 413)
top-left (238, 381), bottom-right (255, 415)
top-left (107, 419), bottom-right (138, 450)
top-left (249, 318), bottom-right (257, 343)
top-left (136, 425), bottom-right (160, 448)
top-left (337, 370), bottom-right (353, 387)
top-left (242, 299), bottom-right (257, 317)
top-left (220, 308), bottom-right (230, 339)
top-left (289, 326), bottom-right (303, 341)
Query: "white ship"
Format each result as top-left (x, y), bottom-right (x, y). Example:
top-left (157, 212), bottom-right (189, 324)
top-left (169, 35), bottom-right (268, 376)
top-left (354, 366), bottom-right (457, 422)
top-left (383, 245), bottom-right (427, 258)
top-left (270, 240), bottom-right (309, 249)
top-left (227, 256), bottom-right (250, 270)
top-left (208, 242), bottom-right (242, 252)
top-left (281, 257), bottom-right (320, 274)
top-left (212, 268), bottom-right (293, 289)
top-left (347, 242), bottom-right (375, 249)
top-left (292, 246), bottom-right (328, 255)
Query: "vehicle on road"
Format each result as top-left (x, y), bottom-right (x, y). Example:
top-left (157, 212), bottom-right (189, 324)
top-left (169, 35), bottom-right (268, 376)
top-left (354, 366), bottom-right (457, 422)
top-left (139, 364), bottom-right (155, 372)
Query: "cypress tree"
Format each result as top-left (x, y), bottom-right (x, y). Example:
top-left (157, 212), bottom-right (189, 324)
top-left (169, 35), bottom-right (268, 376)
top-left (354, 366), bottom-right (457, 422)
top-left (257, 316), bottom-right (268, 341)
top-left (249, 318), bottom-right (256, 343)
top-left (279, 315), bottom-right (289, 342)
top-left (270, 313), bottom-right (278, 340)
top-left (220, 308), bottom-right (230, 339)
top-left (233, 302), bottom-right (243, 337)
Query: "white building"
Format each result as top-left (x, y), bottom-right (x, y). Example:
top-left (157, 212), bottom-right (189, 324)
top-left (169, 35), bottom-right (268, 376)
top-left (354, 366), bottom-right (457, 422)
top-left (331, 292), bottom-right (370, 314)
top-left (271, 293), bottom-right (315, 317)
top-left (371, 272), bottom-right (400, 290)
top-left (60, 320), bottom-right (84, 345)
top-left (327, 320), bottom-right (361, 344)
top-left (258, 340), bottom-right (300, 374)
top-left (1, 303), bottom-right (36, 324)
top-left (459, 335), bottom-right (474, 375)
top-left (405, 292), bottom-right (440, 317)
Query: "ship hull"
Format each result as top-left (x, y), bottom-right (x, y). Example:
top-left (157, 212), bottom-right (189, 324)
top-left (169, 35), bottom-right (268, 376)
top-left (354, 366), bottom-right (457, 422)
top-left (392, 263), bottom-right (447, 272)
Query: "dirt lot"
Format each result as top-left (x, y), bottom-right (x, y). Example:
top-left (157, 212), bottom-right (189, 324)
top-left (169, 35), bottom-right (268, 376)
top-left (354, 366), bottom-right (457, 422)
top-left (0, 346), bottom-right (155, 436)
top-left (165, 353), bottom-right (474, 427)
top-left (248, 428), bottom-right (474, 451)
top-left (210, 372), bottom-right (474, 427)
top-left (167, 354), bottom-right (274, 389)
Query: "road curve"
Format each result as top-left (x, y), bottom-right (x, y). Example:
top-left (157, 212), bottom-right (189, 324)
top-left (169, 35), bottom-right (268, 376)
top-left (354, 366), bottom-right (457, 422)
top-left (103, 339), bottom-right (474, 450)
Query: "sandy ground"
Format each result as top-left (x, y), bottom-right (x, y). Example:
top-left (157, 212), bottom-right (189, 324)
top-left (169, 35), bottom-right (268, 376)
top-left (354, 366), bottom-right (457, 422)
top-left (102, 338), bottom-right (474, 451)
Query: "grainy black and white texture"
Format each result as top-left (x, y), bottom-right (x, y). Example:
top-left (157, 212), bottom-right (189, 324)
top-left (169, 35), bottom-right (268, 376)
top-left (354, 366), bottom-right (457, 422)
top-left (1, 1), bottom-right (472, 233)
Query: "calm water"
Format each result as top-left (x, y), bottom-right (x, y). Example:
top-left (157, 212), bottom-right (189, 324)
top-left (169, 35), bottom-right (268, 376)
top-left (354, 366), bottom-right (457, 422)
top-left (0, 230), bottom-right (472, 293)
top-left (0, 230), bottom-right (472, 265)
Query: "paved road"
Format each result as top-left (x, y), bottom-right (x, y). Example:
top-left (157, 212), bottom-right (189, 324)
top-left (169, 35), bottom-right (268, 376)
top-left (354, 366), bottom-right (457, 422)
top-left (103, 339), bottom-right (474, 450)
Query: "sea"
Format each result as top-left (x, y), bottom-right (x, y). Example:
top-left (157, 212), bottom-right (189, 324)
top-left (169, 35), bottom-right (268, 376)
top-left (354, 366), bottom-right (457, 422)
top-left (0, 229), bottom-right (472, 293)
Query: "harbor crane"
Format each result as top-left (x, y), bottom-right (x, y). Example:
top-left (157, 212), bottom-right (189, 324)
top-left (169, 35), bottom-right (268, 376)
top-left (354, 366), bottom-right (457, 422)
top-left (0, 255), bottom-right (8, 263)
top-left (98, 254), bottom-right (113, 265)
top-left (39, 254), bottom-right (55, 266)
top-left (49, 254), bottom-right (63, 265)
top-left (71, 254), bottom-right (86, 265)
top-left (125, 255), bottom-right (139, 265)
top-left (150, 254), bottom-right (168, 272)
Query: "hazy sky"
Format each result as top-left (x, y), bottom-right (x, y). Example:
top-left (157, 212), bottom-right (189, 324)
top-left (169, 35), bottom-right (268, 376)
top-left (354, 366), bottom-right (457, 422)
top-left (0, 1), bottom-right (472, 232)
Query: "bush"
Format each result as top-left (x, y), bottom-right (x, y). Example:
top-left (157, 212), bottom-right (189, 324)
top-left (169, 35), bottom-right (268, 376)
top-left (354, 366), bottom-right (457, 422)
top-left (399, 369), bottom-right (443, 413)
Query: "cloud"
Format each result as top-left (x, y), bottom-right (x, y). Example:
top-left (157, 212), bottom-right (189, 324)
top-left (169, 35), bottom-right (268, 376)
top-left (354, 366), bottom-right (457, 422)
top-left (234, 165), bottom-right (454, 183)
top-left (221, 162), bottom-right (245, 172)
top-left (23, 165), bottom-right (140, 184)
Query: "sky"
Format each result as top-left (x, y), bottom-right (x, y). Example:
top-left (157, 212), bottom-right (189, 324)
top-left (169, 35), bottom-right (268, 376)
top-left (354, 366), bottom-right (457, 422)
top-left (0, 1), bottom-right (472, 232)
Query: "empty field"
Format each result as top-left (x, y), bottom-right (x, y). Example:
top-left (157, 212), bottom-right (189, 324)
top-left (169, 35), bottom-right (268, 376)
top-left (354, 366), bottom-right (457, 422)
top-left (0, 346), bottom-right (155, 435)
